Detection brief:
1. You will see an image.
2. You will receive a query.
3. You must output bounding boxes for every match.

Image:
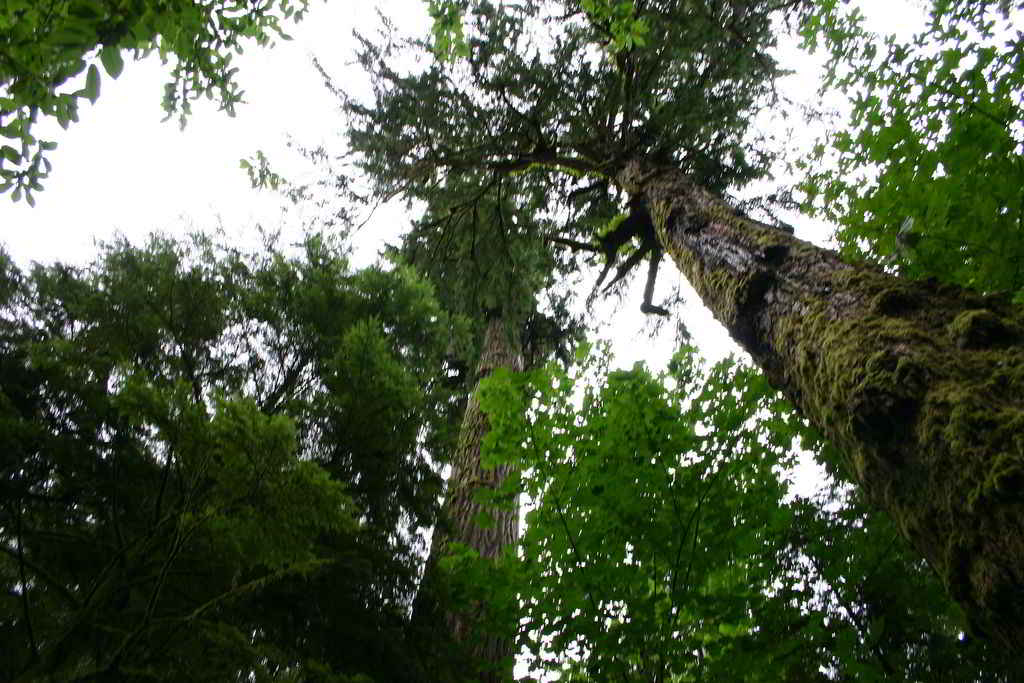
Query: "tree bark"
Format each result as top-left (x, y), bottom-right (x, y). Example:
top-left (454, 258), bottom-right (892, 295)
top-left (617, 160), bottom-right (1024, 650)
top-left (420, 315), bottom-right (523, 682)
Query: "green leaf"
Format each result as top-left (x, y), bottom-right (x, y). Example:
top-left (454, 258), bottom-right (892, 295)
top-left (83, 64), bottom-right (101, 104)
top-left (100, 46), bottom-right (124, 79)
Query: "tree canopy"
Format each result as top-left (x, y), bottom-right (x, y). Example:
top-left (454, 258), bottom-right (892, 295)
top-left (0, 232), bottom-right (463, 681)
top-left (468, 344), bottom-right (1019, 680)
top-left (346, 0), bottom-right (791, 203)
top-left (4, 0), bottom-right (1024, 679)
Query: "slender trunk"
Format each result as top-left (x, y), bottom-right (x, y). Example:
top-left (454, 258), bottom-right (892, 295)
top-left (419, 315), bottom-right (523, 681)
top-left (618, 160), bottom-right (1024, 649)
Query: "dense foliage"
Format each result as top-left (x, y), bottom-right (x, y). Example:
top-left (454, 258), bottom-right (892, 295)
top-left (800, 0), bottom-right (1024, 297)
top-left (286, 0), bottom-right (1024, 676)
top-left (0, 233), bottom-right (462, 681)
top-left (428, 345), bottom-right (1019, 680)
top-left (343, 0), bottom-right (798, 269)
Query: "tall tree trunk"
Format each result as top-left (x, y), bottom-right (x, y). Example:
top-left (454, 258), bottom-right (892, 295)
top-left (418, 314), bottom-right (523, 682)
top-left (618, 160), bottom-right (1024, 650)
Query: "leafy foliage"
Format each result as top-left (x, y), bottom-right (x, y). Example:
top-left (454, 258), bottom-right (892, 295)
top-left (0, 0), bottom-right (311, 203)
top-left (482, 348), bottom-right (800, 680)
top-left (799, 0), bottom-right (1024, 297)
top-left (428, 0), bottom-right (650, 60)
top-left (427, 0), bottom-right (472, 61)
top-left (6, 0), bottom-right (1024, 678)
top-left (468, 346), bottom-right (1017, 680)
top-left (578, 0), bottom-right (651, 51)
top-left (0, 232), bottom-right (459, 681)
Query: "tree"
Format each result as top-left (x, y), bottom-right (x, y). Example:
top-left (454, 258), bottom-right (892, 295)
top-left (339, 0), bottom-right (1024, 650)
top-left (0, 231), bottom-right (459, 680)
top-left (418, 314), bottom-right (525, 683)
top-left (484, 348), bottom-right (811, 681)
top-left (395, 178), bottom-right (580, 681)
top-left (619, 157), bottom-right (1024, 652)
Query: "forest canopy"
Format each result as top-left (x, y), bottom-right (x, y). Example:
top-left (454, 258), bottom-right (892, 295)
top-left (2, 0), bottom-right (1024, 681)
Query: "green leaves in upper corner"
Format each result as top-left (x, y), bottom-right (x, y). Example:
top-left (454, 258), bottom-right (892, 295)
top-left (580, 0), bottom-right (650, 50)
top-left (0, 0), bottom-right (311, 203)
top-left (427, 0), bottom-right (470, 61)
top-left (423, 0), bottom-right (650, 61)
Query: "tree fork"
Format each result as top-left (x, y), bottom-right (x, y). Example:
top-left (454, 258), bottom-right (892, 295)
top-left (618, 160), bottom-right (1024, 649)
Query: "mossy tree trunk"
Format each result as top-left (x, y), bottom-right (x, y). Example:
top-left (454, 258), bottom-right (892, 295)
top-left (618, 160), bottom-right (1024, 650)
top-left (420, 315), bottom-right (523, 682)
